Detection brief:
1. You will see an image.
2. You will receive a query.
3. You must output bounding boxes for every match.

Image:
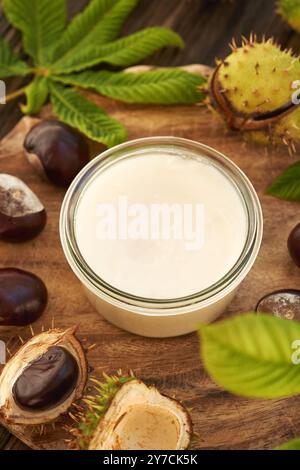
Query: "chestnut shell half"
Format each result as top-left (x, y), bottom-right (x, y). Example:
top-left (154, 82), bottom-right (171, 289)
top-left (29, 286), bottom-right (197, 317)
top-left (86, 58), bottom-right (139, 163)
top-left (0, 328), bottom-right (88, 425)
top-left (88, 379), bottom-right (193, 450)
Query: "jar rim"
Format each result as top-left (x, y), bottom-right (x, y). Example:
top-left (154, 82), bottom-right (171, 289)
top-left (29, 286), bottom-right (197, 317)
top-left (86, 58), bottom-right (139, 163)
top-left (60, 136), bottom-right (263, 312)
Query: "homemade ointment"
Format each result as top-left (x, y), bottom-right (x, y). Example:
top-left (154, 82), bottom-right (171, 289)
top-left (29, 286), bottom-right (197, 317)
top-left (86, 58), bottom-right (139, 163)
top-left (75, 153), bottom-right (247, 299)
top-left (60, 137), bottom-right (263, 337)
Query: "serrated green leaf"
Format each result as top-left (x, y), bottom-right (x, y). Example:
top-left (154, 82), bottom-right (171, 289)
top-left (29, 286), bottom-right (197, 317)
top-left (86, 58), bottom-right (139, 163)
top-left (51, 27), bottom-right (184, 74)
top-left (276, 437), bottom-right (300, 450)
top-left (3, 0), bottom-right (66, 65)
top-left (0, 37), bottom-right (30, 78)
top-left (267, 161), bottom-right (300, 202)
top-left (49, 82), bottom-right (127, 147)
top-left (21, 76), bottom-right (49, 115)
top-left (199, 313), bottom-right (300, 399)
top-left (53, 68), bottom-right (206, 104)
top-left (51, 0), bottom-right (139, 63)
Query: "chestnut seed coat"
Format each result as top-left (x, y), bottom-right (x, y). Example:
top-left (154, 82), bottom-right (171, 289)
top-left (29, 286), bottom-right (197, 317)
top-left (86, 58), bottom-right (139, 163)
top-left (24, 120), bottom-right (90, 187)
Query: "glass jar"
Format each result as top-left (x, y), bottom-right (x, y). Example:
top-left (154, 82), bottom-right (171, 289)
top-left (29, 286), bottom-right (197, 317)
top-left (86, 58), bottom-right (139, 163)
top-left (60, 137), bottom-right (263, 337)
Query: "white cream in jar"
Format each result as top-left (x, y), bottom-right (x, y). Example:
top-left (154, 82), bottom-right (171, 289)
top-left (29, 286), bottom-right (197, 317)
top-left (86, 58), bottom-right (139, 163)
top-left (75, 152), bottom-right (247, 299)
top-left (60, 137), bottom-right (263, 337)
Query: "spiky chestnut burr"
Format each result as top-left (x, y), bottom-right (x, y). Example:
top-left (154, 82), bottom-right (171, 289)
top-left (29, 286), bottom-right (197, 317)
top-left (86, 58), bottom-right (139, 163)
top-left (0, 327), bottom-right (88, 425)
top-left (209, 36), bottom-right (300, 152)
top-left (69, 371), bottom-right (193, 450)
top-left (278, 0), bottom-right (300, 33)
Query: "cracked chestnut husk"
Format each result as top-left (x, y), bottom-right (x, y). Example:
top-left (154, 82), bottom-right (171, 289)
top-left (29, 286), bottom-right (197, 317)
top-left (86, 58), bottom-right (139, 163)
top-left (209, 37), bottom-right (300, 150)
top-left (0, 174), bottom-right (46, 242)
top-left (71, 374), bottom-right (192, 450)
top-left (24, 120), bottom-right (90, 188)
top-left (288, 223), bottom-right (300, 268)
top-left (0, 268), bottom-right (48, 326)
top-left (0, 327), bottom-right (88, 424)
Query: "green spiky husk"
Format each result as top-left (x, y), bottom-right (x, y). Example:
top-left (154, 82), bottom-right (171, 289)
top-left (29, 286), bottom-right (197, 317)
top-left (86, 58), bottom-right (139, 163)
top-left (278, 0), bottom-right (300, 33)
top-left (69, 371), bottom-right (135, 450)
top-left (217, 38), bottom-right (299, 113)
top-left (210, 36), bottom-right (300, 151)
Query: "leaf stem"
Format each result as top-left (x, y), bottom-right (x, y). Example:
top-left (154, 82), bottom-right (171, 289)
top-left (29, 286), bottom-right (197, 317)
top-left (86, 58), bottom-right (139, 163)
top-left (5, 87), bottom-right (27, 103)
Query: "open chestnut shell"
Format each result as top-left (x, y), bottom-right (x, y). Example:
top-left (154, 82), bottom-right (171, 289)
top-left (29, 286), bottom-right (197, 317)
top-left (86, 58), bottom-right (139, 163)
top-left (0, 268), bottom-right (48, 326)
top-left (0, 174), bottom-right (46, 242)
top-left (24, 120), bottom-right (90, 188)
top-left (88, 379), bottom-right (193, 450)
top-left (0, 328), bottom-right (87, 425)
top-left (71, 373), bottom-right (193, 450)
top-left (13, 346), bottom-right (79, 411)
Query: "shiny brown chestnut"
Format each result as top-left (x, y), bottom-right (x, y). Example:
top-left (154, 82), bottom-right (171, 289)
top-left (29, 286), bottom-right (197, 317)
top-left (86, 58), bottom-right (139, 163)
top-left (24, 120), bottom-right (90, 187)
top-left (0, 268), bottom-right (48, 326)
top-left (288, 223), bottom-right (300, 268)
top-left (0, 328), bottom-right (88, 425)
top-left (13, 346), bottom-right (79, 411)
top-left (256, 289), bottom-right (300, 320)
top-left (0, 174), bottom-right (46, 242)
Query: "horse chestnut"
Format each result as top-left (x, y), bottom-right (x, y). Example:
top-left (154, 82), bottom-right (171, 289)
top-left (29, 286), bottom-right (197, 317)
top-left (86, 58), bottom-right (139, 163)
top-left (288, 223), bottom-right (300, 268)
top-left (24, 120), bottom-right (90, 187)
top-left (0, 174), bottom-right (46, 242)
top-left (0, 328), bottom-right (88, 424)
top-left (0, 268), bottom-right (48, 326)
top-left (256, 289), bottom-right (300, 320)
top-left (13, 346), bottom-right (79, 411)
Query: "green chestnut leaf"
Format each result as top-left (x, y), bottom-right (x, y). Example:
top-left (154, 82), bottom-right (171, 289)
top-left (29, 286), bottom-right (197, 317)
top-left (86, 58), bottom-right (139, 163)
top-left (199, 313), bottom-right (300, 399)
top-left (53, 69), bottom-right (206, 104)
top-left (276, 437), bottom-right (300, 450)
top-left (3, 0), bottom-right (66, 65)
top-left (50, 27), bottom-right (184, 74)
top-left (49, 0), bottom-right (139, 63)
top-left (267, 161), bottom-right (300, 202)
top-left (0, 36), bottom-right (30, 78)
top-left (0, 0), bottom-right (206, 144)
top-left (49, 81), bottom-right (127, 147)
top-left (22, 76), bottom-right (49, 115)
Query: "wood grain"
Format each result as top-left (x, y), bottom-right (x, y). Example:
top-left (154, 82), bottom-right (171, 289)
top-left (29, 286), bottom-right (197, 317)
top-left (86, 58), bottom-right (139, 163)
top-left (1, 0), bottom-right (300, 451)
top-left (0, 86), bottom-right (300, 449)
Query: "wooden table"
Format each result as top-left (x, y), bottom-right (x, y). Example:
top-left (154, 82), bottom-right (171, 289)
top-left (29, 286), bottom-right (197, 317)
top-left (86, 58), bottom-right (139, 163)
top-left (0, 0), bottom-right (300, 450)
